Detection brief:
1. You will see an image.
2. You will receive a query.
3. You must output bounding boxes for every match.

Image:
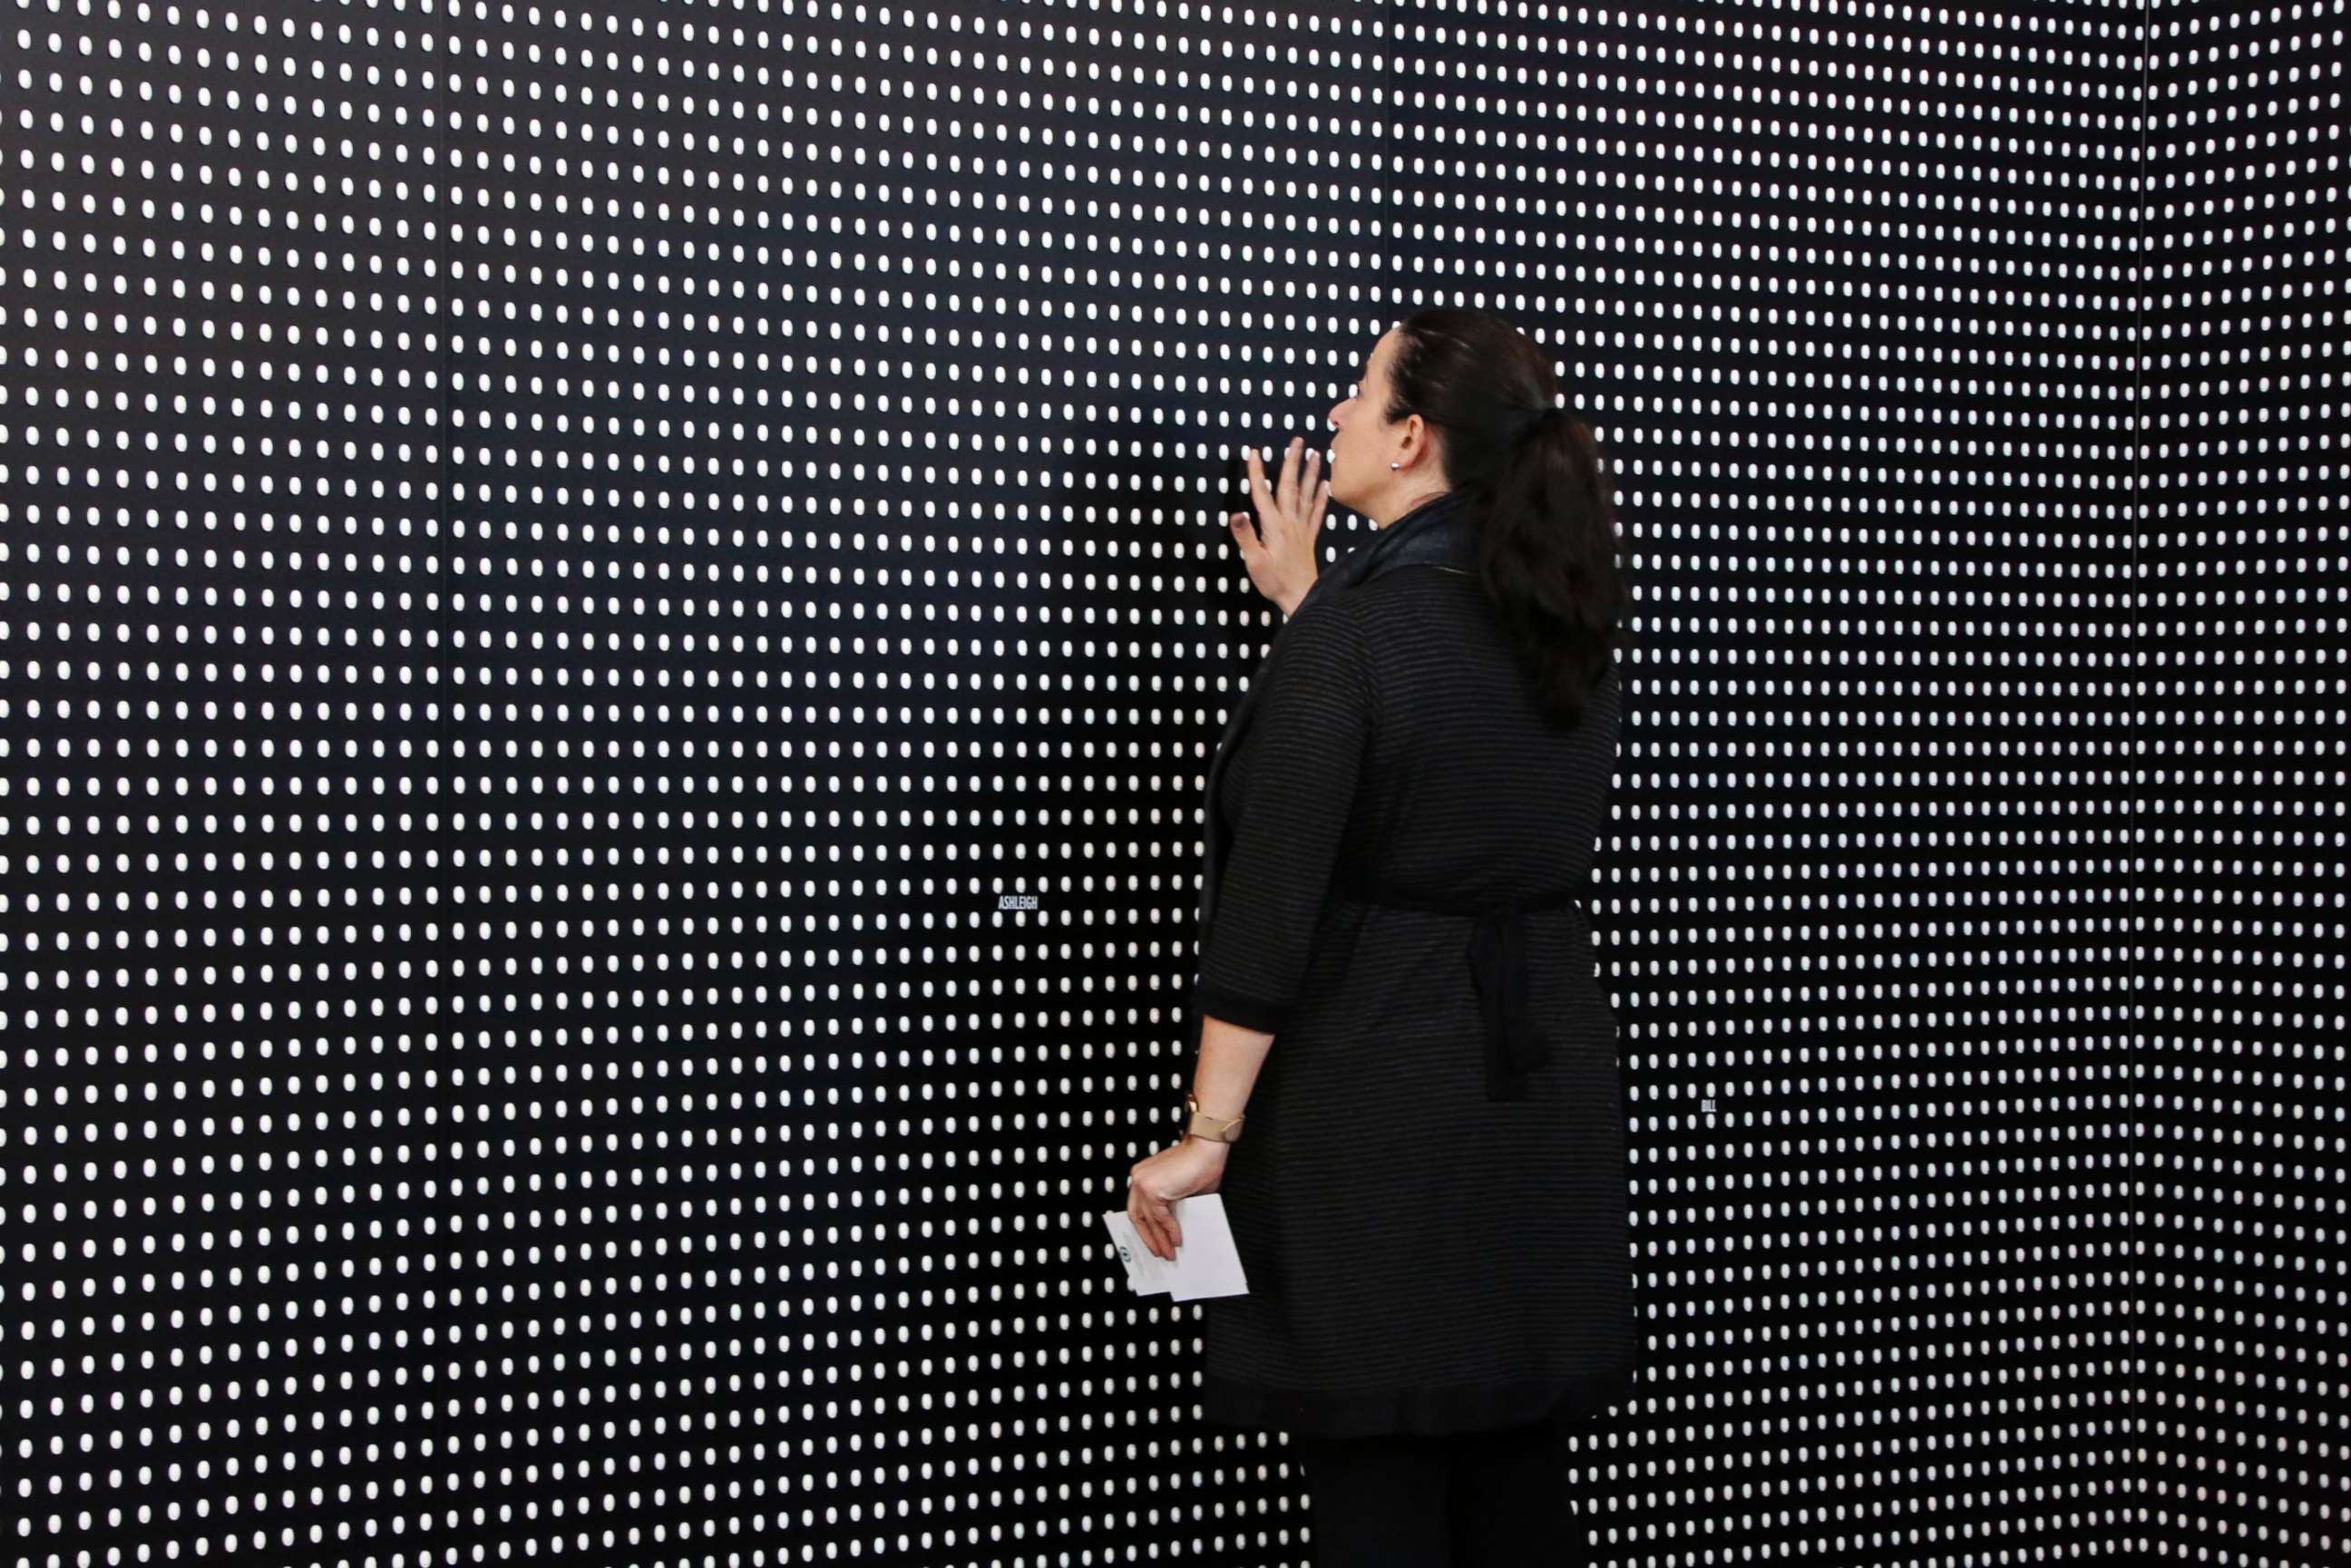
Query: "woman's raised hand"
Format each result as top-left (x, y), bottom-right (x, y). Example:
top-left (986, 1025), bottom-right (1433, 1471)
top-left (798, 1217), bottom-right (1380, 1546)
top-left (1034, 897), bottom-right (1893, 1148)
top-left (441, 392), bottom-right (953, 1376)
top-left (1228, 437), bottom-right (1331, 617)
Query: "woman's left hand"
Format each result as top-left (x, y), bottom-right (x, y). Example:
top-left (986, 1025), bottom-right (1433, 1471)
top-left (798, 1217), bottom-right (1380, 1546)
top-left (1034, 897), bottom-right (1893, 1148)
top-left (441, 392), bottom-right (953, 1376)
top-left (1127, 1135), bottom-right (1229, 1261)
top-left (1230, 437), bottom-right (1330, 617)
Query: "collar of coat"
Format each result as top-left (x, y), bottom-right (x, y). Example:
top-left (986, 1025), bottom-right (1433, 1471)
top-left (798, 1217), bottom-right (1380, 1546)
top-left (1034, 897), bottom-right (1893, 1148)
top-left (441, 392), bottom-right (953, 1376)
top-left (1291, 486), bottom-right (1480, 621)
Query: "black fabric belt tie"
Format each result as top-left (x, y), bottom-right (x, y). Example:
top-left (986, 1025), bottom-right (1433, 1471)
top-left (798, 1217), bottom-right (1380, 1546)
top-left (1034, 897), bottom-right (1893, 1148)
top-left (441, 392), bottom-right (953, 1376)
top-left (1334, 874), bottom-right (1588, 1104)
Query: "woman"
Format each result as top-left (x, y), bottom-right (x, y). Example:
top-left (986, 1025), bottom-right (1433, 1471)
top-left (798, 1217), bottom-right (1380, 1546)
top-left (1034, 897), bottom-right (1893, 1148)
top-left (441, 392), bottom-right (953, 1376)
top-left (1126, 307), bottom-right (1640, 1564)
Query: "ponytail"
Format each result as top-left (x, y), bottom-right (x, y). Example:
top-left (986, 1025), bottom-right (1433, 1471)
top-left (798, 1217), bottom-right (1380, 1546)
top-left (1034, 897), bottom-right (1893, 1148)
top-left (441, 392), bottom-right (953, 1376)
top-left (1384, 307), bottom-right (1634, 730)
top-left (1470, 406), bottom-right (1634, 729)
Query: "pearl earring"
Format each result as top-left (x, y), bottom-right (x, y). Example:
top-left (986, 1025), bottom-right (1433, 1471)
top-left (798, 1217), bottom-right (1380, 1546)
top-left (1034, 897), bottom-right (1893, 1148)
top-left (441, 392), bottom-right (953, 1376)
top-left (1390, 462), bottom-right (1400, 470)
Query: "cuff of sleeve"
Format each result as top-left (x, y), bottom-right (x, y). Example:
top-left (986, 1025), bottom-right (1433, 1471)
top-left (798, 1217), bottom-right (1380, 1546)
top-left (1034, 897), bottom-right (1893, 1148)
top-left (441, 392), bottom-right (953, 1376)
top-left (1191, 982), bottom-right (1289, 1036)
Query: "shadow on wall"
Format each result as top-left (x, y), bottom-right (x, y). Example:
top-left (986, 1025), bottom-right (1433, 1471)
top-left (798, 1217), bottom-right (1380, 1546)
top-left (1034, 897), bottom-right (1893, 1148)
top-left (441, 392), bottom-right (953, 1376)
top-left (863, 435), bottom-right (1292, 1068)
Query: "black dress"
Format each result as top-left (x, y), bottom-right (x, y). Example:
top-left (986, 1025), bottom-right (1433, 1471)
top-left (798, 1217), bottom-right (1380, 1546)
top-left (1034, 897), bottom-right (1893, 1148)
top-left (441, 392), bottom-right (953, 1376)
top-left (1186, 490), bottom-right (1643, 1438)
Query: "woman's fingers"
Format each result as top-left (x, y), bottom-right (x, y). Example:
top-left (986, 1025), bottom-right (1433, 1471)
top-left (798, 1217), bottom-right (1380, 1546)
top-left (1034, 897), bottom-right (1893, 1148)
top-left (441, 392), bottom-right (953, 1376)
top-left (1244, 439), bottom-right (1318, 546)
top-left (1132, 1197), bottom-right (1168, 1261)
top-left (1126, 1169), bottom-right (1160, 1260)
top-left (1278, 437), bottom-right (1320, 526)
top-left (1243, 446), bottom-right (1278, 542)
top-left (1127, 1168), bottom-right (1186, 1261)
top-left (1247, 443), bottom-right (1289, 534)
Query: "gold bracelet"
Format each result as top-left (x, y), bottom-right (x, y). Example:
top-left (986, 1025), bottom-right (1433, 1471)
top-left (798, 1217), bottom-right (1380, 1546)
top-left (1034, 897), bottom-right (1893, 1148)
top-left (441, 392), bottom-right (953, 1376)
top-left (1184, 1092), bottom-right (1245, 1144)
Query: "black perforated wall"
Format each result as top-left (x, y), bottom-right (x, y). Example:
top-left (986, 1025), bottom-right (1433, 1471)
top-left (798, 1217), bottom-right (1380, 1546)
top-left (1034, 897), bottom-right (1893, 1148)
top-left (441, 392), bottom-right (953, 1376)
top-left (0, 2), bottom-right (2337, 1565)
top-left (2136, 3), bottom-right (2344, 1563)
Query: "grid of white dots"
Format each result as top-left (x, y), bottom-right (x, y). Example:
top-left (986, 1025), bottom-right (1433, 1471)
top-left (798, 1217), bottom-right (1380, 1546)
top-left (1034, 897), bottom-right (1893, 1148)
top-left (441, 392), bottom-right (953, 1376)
top-left (0, 2), bottom-right (2336, 1565)
top-left (2133, 2), bottom-right (2345, 1564)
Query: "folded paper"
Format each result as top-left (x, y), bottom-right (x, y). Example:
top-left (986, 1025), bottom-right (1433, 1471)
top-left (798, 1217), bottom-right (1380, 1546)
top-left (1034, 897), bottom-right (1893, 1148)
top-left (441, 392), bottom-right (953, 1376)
top-left (1104, 1193), bottom-right (1249, 1300)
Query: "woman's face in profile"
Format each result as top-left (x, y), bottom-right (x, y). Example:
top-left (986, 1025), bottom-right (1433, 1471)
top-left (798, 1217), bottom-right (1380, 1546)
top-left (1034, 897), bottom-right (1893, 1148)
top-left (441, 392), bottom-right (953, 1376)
top-left (1325, 330), bottom-right (1396, 514)
top-left (1325, 329), bottom-right (1443, 524)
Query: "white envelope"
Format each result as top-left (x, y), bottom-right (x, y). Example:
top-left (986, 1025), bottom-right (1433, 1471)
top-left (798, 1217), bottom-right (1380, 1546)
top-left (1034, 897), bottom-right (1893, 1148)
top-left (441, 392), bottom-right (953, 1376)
top-left (1103, 1193), bottom-right (1250, 1300)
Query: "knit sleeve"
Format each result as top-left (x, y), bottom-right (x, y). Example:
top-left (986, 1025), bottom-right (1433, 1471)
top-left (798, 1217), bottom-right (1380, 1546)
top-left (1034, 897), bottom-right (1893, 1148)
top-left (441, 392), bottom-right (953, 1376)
top-left (1192, 602), bottom-right (1374, 1036)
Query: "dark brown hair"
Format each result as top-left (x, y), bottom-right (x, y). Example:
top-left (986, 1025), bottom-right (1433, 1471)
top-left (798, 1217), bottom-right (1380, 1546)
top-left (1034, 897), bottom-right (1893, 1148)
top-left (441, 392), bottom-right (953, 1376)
top-left (1383, 306), bottom-right (1634, 727)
